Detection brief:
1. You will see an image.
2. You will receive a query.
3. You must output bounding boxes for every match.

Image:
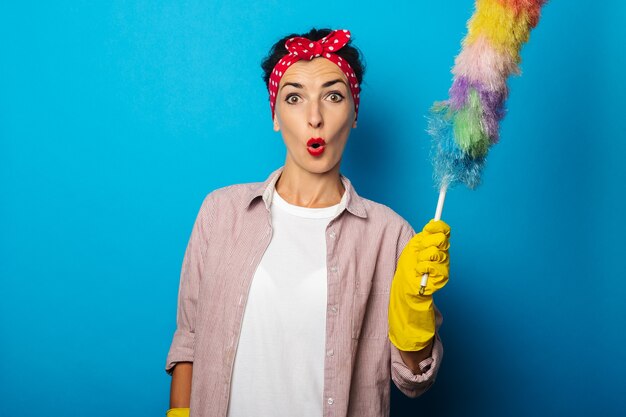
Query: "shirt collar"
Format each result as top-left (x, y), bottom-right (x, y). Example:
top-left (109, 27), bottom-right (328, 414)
top-left (245, 166), bottom-right (368, 219)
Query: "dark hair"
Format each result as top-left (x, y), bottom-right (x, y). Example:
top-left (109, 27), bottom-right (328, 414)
top-left (261, 28), bottom-right (366, 89)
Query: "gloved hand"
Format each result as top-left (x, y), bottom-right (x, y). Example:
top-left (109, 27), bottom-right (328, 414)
top-left (388, 219), bottom-right (450, 351)
top-left (166, 408), bottom-right (190, 417)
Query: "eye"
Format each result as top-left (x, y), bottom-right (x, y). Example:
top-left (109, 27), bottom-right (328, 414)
top-left (285, 94), bottom-right (301, 105)
top-left (327, 92), bottom-right (345, 103)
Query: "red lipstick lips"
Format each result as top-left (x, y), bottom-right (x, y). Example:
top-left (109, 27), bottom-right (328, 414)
top-left (307, 138), bottom-right (326, 156)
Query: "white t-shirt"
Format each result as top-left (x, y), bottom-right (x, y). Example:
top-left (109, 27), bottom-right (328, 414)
top-left (227, 186), bottom-right (346, 417)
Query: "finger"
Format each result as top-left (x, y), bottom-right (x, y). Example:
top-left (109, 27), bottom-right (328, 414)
top-left (415, 261), bottom-right (449, 279)
top-left (415, 247), bottom-right (448, 263)
top-left (427, 273), bottom-right (449, 292)
top-left (414, 272), bottom-right (449, 296)
top-left (415, 265), bottom-right (449, 292)
top-left (423, 219), bottom-right (451, 236)
top-left (415, 233), bottom-right (449, 251)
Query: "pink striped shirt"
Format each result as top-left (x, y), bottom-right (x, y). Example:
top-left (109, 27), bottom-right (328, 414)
top-left (165, 166), bottom-right (443, 417)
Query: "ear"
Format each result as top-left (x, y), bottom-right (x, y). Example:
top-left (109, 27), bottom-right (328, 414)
top-left (273, 114), bottom-right (280, 132)
top-left (352, 117), bottom-right (357, 129)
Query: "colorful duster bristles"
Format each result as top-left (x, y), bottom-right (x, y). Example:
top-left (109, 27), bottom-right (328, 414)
top-left (417, 0), bottom-right (547, 294)
top-left (428, 0), bottom-right (548, 190)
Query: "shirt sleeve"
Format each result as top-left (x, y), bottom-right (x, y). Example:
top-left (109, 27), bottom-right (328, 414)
top-left (165, 193), bottom-right (214, 375)
top-left (389, 221), bottom-right (445, 397)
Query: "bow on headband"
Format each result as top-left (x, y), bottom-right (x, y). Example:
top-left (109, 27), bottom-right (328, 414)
top-left (268, 29), bottom-right (361, 120)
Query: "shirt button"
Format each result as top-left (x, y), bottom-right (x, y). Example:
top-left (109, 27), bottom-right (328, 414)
top-left (326, 349), bottom-right (334, 357)
top-left (327, 398), bottom-right (334, 405)
top-left (331, 306), bottom-right (338, 313)
top-left (329, 231), bottom-right (336, 239)
top-left (330, 266), bottom-right (338, 273)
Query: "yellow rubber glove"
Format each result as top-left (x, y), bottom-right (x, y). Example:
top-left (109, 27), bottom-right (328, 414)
top-left (166, 408), bottom-right (190, 417)
top-left (389, 219), bottom-right (450, 351)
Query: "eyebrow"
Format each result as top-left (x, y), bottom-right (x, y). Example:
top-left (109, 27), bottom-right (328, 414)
top-left (280, 79), bottom-right (347, 92)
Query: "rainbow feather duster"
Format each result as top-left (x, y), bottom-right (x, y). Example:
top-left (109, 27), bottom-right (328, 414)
top-left (418, 0), bottom-right (547, 294)
top-left (428, 0), bottom-right (548, 191)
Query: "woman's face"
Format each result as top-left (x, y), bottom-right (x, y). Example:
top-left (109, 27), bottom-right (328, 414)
top-left (273, 57), bottom-right (357, 175)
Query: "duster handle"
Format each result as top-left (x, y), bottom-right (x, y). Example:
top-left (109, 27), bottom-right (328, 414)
top-left (419, 183), bottom-right (448, 295)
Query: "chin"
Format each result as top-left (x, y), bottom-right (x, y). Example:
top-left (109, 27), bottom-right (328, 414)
top-left (304, 157), bottom-right (342, 175)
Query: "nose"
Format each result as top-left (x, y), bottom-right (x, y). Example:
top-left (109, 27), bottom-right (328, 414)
top-left (308, 100), bottom-right (323, 129)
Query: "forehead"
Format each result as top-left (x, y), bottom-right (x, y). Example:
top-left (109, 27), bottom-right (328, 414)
top-left (279, 57), bottom-right (348, 87)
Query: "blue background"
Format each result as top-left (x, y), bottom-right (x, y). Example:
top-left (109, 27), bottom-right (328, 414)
top-left (1, 1), bottom-right (625, 416)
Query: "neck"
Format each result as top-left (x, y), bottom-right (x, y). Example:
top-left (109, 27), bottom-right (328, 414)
top-left (275, 158), bottom-right (345, 208)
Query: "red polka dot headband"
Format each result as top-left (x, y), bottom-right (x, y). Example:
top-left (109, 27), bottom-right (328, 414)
top-left (268, 29), bottom-right (361, 120)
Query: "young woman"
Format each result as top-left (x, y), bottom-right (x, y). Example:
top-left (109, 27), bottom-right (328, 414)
top-left (165, 28), bottom-right (451, 417)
